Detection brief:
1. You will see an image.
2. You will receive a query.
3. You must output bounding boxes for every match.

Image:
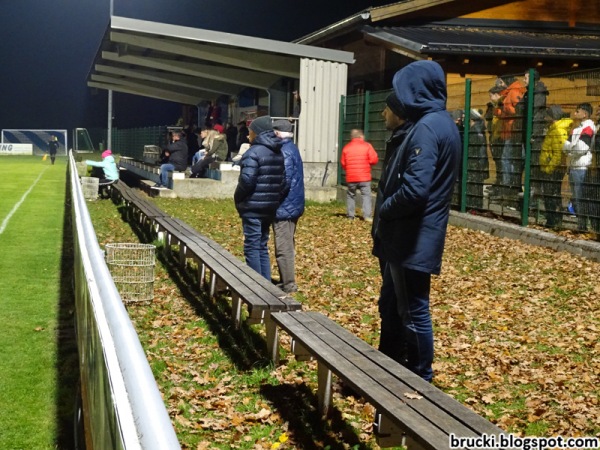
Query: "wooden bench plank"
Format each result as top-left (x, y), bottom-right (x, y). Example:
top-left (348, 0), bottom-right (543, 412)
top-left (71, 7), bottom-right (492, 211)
top-left (308, 312), bottom-right (503, 437)
top-left (271, 311), bottom-right (504, 450)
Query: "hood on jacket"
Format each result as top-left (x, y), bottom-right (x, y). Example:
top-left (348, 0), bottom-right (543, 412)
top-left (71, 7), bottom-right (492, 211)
top-left (392, 60), bottom-right (447, 123)
top-left (252, 130), bottom-right (282, 152)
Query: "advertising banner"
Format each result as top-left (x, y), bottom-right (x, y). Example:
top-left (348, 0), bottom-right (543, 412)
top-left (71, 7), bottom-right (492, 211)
top-left (0, 143), bottom-right (33, 155)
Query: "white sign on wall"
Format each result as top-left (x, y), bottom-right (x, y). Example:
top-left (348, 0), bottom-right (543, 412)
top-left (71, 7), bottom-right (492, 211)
top-left (0, 143), bottom-right (33, 155)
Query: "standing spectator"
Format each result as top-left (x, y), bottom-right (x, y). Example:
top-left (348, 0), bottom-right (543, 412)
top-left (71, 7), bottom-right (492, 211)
top-left (540, 105), bottom-right (571, 228)
top-left (85, 149), bottom-right (119, 197)
top-left (291, 90), bottom-right (301, 119)
top-left (153, 130), bottom-right (187, 189)
top-left (466, 109), bottom-right (490, 210)
top-left (234, 116), bottom-right (288, 281)
top-left (225, 122), bottom-right (238, 161)
top-left (185, 124), bottom-right (200, 165)
top-left (191, 126), bottom-right (227, 178)
top-left (500, 74), bottom-right (527, 206)
top-left (586, 107), bottom-right (600, 233)
top-left (272, 119), bottom-right (305, 294)
top-left (47, 135), bottom-right (59, 165)
top-left (563, 103), bottom-right (595, 231)
top-left (236, 120), bottom-right (250, 151)
top-left (340, 129), bottom-right (379, 221)
top-left (485, 82), bottom-right (505, 196)
top-left (373, 60), bottom-right (460, 382)
top-left (515, 69), bottom-right (549, 202)
top-left (372, 92), bottom-right (412, 363)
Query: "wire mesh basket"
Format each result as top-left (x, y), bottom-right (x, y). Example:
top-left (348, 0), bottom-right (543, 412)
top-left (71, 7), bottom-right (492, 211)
top-left (105, 243), bottom-right (156, 303)
top-left (81, 177), bottom-right (99, 201)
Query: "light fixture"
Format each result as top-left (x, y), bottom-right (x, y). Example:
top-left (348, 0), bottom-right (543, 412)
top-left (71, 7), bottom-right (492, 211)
top-left (462, 58), bottom-right (470, 64)
top-left (536, 61), bottom-right (543, 67)
top-left (500, 60), bottom-right (507, 66)
top-left (572, 62), bottom-right (579, 68)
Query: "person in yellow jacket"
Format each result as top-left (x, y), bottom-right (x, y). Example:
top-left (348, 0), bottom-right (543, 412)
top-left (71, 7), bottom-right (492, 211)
top-left (540, 105), bottom-right (572, 228)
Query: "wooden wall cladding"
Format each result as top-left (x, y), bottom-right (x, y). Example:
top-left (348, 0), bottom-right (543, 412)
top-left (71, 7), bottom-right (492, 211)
top-left (463, 0), bottom-right (600, 26)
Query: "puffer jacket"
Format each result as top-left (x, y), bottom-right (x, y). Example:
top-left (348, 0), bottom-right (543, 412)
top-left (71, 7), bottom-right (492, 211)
top-left (540, 118), bottom-right (572, 174)
top-left (500, 80), bottom-right (526, 141)
top-left (340, 138), bottom-right (378, 182)
top-left (234, 131), bottom-right (288, 219)
top-left (563, 118), bottom-right (595, 169)
top-left (376, 60), bottom-right (460, 275)
top-left (276, 139), bottom-right (305, 221)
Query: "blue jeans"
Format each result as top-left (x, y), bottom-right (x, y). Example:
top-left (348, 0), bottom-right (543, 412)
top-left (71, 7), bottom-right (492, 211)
top-left (242, 217), bottom-right (273, 280)
top-left (159, 163), bottom-right (174, 187)
top-left (569, 168), bottom-right (588, 230)
top-left (378, 263), bottom-right (433, 382)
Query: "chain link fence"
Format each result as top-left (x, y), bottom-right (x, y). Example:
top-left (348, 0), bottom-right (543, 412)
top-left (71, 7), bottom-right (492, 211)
top-left (340, 68), bottom-right (600, 236)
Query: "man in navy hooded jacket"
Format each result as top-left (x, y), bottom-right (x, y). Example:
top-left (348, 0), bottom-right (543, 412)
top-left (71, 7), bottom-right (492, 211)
top-left (373, 61), bottom-right (460, 382)
top-left (234, 115), bottom-right (288, 281)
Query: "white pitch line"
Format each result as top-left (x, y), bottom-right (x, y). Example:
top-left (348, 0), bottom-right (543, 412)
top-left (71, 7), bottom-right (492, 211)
top-left (0, 168), bottom-right (48, 235)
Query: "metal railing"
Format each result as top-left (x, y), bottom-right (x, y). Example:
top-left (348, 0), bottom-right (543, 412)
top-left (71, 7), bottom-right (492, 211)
top-left (69, 151), bottom-right (180, 449)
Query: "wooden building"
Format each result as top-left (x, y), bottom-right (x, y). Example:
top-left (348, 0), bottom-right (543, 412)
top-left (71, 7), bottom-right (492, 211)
top-left (295, 0), bottom-right (600, 95)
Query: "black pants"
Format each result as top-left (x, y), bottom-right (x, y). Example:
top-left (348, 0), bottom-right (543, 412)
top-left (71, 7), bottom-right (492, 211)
top-left (190, 155), bottom-right (216, 178)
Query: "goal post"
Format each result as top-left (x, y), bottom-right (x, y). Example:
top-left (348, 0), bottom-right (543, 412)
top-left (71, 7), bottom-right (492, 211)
top-left (1, 129), bottom-right (68, 156)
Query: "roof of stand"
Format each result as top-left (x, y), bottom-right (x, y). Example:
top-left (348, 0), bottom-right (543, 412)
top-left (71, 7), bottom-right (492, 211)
top-left (87, 16), bottom-right (355, 105)
top-left (362, 24), bottom-right (600, 60)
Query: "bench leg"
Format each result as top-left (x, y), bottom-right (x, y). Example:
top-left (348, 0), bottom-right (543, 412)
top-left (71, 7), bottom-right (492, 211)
top-left (317, 362), bottom-right (333, 418)
top-left (231, 295), bottom-right (242, 329)
top-left (374, 412), bottom-right (408, 448)
top-left (179, 243), bottom-right (187, 267)
top-left (209, 271), bottom-right (217, 297)
top-left (264, 315), bottom-right (279, 365)
top-left (291, 339), bottom-right (313, 361)
top-left (198, 262), bottom-right (206, 290)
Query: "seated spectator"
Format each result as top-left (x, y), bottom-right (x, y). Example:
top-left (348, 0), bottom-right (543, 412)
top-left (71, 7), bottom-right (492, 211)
top-left (192, 148), bottom-right (206, 166)
top-left (190, 126), bottom-right (228, 178)
top-left (153, 131), bottom-right (188, 189)
top-left (231, 143), bottom-right (250, 165)
top-left (85, 149), bottom-right (119, 197)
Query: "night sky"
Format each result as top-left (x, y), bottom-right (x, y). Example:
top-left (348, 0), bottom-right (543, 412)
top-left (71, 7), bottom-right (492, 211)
top-left (0, 1), bottom-right (392, 132)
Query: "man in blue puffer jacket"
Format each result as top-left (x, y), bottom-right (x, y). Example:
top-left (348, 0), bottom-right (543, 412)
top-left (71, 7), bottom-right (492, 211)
top-left (373, 60), bottom-right (460, 382)
top-left (234, 116), bottom-right (289, 281)
top-left (272, 120), bottom-right (305, 293)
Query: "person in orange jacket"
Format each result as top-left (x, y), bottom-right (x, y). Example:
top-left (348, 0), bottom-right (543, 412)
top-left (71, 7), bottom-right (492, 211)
top-left (340, 129), bottom-right (379, 221)
top-left (500, 75), bottom-right (527, 204)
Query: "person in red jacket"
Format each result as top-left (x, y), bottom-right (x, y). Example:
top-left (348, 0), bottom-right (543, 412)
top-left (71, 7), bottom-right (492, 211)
top-left (341, 129), bottom-right (379, 221)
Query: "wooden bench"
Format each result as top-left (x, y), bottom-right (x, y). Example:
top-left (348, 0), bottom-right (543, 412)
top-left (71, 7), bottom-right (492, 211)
top-left (270, 311), bottom-right (505, 450)
top-left (112, 181), bottom-right (170, 231)
top-left (151, 216), bottom-right (301, 359)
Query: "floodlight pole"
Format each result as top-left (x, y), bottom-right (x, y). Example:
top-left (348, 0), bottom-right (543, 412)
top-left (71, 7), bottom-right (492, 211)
top-left (107, 0), bottom-right (114, 151)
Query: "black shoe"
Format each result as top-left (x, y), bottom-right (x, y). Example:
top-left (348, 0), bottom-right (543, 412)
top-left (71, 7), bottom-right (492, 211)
top-left (151, 183), bottom-right (166, 190)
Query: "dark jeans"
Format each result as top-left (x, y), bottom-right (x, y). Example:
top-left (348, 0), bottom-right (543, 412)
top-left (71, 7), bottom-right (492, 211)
top-left (378, 263), bottom-right (433, 382)
top-left (191, 155), bottom-right (216, 178)
top-left (541, 169), bottom-right (565, 227)
top-left (241, 217), bottom-right (273, 281)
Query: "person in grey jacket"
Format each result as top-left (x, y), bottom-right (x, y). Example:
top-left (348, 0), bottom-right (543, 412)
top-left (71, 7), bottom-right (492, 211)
top-left (272, 120), bottom-right (304, 293)
top-left (234, 116), bottom-right (288, 280)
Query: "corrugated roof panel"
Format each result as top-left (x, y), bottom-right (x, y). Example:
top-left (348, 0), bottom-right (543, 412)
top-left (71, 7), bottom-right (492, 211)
top-left (363, 25), bottom-right (600, 58)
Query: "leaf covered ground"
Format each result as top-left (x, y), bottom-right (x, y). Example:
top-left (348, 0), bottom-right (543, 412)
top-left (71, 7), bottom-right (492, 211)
top-left (88, 195), bottom-right (600, 449)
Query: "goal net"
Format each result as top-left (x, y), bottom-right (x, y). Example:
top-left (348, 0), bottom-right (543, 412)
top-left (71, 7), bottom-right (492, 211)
top-left (1, 129), bottom-right (68, 156)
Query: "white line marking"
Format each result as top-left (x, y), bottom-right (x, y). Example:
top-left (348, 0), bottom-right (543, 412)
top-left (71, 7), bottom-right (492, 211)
top-left (0, 168), bottom-right (48, 235)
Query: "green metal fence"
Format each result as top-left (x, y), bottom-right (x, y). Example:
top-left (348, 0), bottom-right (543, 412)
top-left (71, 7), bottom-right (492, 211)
top-left (339, 67), bottom-right (600, 236)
